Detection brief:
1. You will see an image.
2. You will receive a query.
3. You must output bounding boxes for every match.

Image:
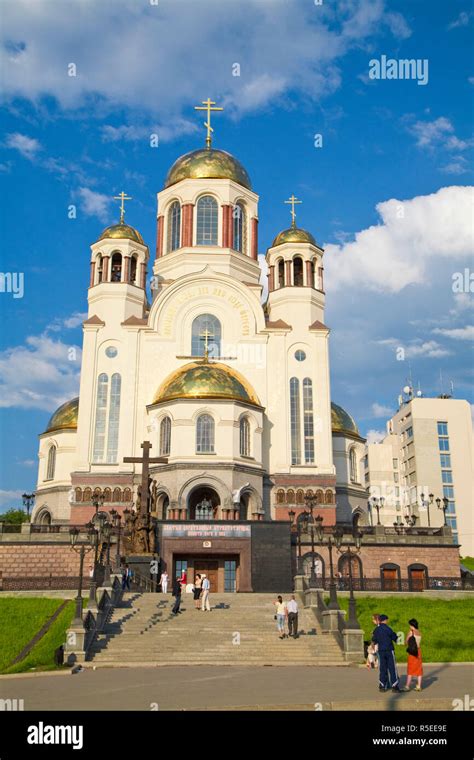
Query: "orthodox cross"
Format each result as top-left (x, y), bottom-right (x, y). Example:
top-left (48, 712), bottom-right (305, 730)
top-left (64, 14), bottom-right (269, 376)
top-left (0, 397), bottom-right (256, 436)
top-left (114, 191), bottom-right (132, 224)
top-left (284, 194), bottom-right (302, 228)
top-left (194, 98), bottom-right (223, 149)
top-left (176, 327), bottom-right (237, 362)
top-left (123, 441), bottom-right (168, 516)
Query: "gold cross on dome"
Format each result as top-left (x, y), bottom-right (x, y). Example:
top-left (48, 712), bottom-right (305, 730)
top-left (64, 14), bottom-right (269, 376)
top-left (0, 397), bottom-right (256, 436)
top-left (194, 98), bottom-right (224, 149)
top-left (200, 328), bottom-right (212, 360)
top-left (284, 194), bottom-right (302, 228)
top-left (113, 191), bottom-right (132, 224)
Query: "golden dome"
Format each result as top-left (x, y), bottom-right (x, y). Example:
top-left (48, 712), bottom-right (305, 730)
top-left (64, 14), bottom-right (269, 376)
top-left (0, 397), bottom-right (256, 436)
top-left (272, 226), bottom-right (317, 247)
top-left (152, 361), bottom-right (260, 406)
top-left (97, 221), bottom-right (144, 245)
top-left (164, 148), bottom-right (252, 190)
top-left (331, 402), bottom-right (360, 436)
top-left (44, 397), bottom-right (79, 434)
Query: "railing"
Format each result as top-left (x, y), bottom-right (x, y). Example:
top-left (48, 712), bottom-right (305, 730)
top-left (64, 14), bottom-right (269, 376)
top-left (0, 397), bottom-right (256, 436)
top-left (299, 576), bottom-right (473, 592)
top-left (0, 574), bottom-right (82, 591)
top-left (130, 568), bottom-right (158, 593)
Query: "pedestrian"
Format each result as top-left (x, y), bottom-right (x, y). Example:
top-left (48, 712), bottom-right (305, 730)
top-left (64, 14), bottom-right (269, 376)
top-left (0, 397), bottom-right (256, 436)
top-left (287, 594), bottom-right (299, 638)
top-left (201, 575), bottom-right (211, 611)
top-left (404, 618), bottom-right (423, 692)
top-left (88, 565), bottom-right (94, 580)
top-left (172, 575), bottom-right (182, 615)
top-left (159, 570), bottom-right (169, 594)
top-left (371, 614), bottom-right (400, 692)
top-left (193, 573), bottom-right (203, 609)
top-left (274, 595), bottom-right (287, 639)
top-left (122, 564), bottom-right (132, 591)
top-left (366, 613), bottom-right (380, 669)
top-left (179, 567), bottom-right (187, 591)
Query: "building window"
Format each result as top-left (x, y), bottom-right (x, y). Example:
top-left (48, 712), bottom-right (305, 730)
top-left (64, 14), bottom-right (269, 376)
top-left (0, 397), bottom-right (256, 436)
top-left (276, 489), bottom-right (285, 504)
top-left (106, 373), bottom-right (121, 463)
top-left (160, 416), bottom-right (171, 457)
top-left (442, 470), bottom-right (453, 484)
top-left (74, 487), bottom-right (82, 503)
top-left (191, 314), bottom-right (221, 358)
top-left (440, 454), bottom-right (451, 468)
top-left (83, 487), bottom-right (92, 502)
top-left (293, 256), bottom-right (304, 286)
top-left (224, 560), bottom-right (237, 592)
top-left (103, 488), bottom-right (112, 502)
top-left (112, 487), bottom-right (121, 502)
top-left (325, 490), bottom-right (334, 504)
top-left (111, 252), bottom-right (122, 282)
top-left (437, 421), bottom-right (448, 436)
top-left (196, 195), bottom-right (218, 245)
top-left (239, 416), bottom-right (250, 457)
top-left (302, 377), bottom-right (315, 464)
top-left (93, 372), bottom-right (121, 464)
top-left (286, 489), bottom-right (295, 504)
top-left (349, 447), bottom-right (357, 483)
top-left (123, 487), bottom-right (132, 502)
top-left (290, 377), bottom-right (301, 465)
top-left (406, 426), bottom-right (413, 438)
top-left (392, 458), bottom-right (398, 470)
top-left (129, 255), bottom-right (137, 284)
top-left (295, 350), bottom-right (306, 362)
top-left (278, 259), bottom-right (285, 288)
top-left (394, 472), bottom-right (399, 483)
top-left (233, 203), bottom-right (246, 254)
top-left (167, 201), bottom-right (181, 252)
top-left (438, 437), bottom-right (450, 452)
top-left (196, 414), bottom-right (215, 453)
top-left (46, 445), bottom-right (56, 480)
top-left (93, 373), bottom-right (109, 462)
top-left (443, 486), bottom-right (454, 499)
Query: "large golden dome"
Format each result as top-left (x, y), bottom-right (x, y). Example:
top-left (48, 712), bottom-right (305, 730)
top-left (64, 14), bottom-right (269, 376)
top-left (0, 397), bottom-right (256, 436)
top-left (152, 361), bottom-right (260, 406)
top-left (97, 221), bottom-right (144, 245)
top-left (331, 402), bottom-right (360, 436)
top-left (272, 226), bottom-right (317, 247)
top-left (164, 148), bottom-right (252, 190)
top-left (44, 397), bottom-right (79, 434)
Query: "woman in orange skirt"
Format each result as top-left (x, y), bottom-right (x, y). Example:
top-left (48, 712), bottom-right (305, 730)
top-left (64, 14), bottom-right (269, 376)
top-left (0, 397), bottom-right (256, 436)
top-left (404, 618), bottom-right (423, 691)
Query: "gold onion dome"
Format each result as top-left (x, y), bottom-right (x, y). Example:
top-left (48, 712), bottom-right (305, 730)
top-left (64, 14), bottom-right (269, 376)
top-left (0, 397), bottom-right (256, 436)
top-left (164, 148), bottom-right (252, 190)
top-left (331, 402), bottom-right (360, 436)
top-left (272, 226), bottom-right (317, 247)
top-left (44, 397), bottom-right (79, 434)
top-left (153, 361), bottom-right (260, 406)
top-left (97, 221), bottom-right (144, 245)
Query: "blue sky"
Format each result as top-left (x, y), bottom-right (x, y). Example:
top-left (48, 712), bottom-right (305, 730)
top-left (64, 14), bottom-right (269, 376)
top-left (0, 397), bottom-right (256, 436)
top-left (0, 0), bottom-right (473, 510)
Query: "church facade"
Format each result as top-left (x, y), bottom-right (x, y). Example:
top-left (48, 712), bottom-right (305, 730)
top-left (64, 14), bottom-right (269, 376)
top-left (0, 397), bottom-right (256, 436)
top-left (31, 125), bottom-right (371, 591)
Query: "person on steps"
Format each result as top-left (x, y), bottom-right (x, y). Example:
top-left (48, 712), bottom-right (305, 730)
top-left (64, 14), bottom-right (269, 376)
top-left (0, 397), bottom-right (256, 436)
top-left (172, 575), bottom-right (182, 615)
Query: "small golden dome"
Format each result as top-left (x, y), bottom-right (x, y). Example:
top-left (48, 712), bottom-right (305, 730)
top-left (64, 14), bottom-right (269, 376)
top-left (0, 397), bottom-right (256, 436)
top-left (97, 222), bottom-right (144, 245)
top-left (44, 397), bottom-right (79, 434)
top-left (331, 402), bottom-right (360, 436)
top-left (152, 361), bottom-right (260, 406)
top-left (164, 148), bottom-right (252, 190)
top-left (272, 226), bottom-right (317, 247)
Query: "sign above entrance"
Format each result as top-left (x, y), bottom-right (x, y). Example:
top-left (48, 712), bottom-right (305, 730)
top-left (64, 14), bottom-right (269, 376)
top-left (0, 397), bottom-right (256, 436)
top-left (162, 524), bottom-right (251, 539)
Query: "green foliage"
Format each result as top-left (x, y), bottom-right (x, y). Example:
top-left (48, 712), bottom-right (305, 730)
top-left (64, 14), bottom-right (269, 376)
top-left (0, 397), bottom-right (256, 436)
top-left (460, 556), bottom-right (474, 572)
top-left (336, 596), bottom-right (474, 663)
top-left (0, 509), bottom-right (30, 524)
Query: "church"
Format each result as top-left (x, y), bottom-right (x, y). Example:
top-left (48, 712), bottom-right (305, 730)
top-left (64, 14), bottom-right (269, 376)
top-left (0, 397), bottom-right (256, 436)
top-left (31, 100), bottom-right (369, 592)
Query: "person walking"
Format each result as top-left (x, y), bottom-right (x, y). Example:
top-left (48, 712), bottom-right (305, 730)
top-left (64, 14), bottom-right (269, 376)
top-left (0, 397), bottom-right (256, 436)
top-left (193, 573), bottom-right (203, 609)
top-left (287, 595), bottom-right (299, 639)
top-left (371, 613), bottom-right (400, 692)
top-left (159, 570), bottom-right (169, 594)
top-left (404, 618), bottom-right (423, 692)
top-left (274, 595), bottom-right (287, 639)
top-left (172, 575), bottom-right (182, 615)
top-left (122, 564), bottom-right (132, 591)
top-left (201, 575), bottom-right (211, 611)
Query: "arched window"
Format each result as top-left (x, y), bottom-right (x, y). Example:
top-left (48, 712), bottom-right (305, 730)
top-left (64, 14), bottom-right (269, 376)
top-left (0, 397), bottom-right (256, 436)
top-left (233, 203), bottom-right (246, 254)
top-left (111, 252), bottom-right (122, 282)
top-left (293, 256), bottom-right (304, 287)
top-left (103, 487), bottom-right (112, 503)
top-left (191, 314), bottom-right (221, 358)
top-left (46, 445), bottom-right (56, 481)
top-left (83, 487), bottom-right (92, 503)
top-left (286, 489), bottom-right (295, 504)
top-left (97, 255), bottom-right (103, 284)
top-left (278, 259), bottom-right (285, 288)
top-left (160, 416), bottom-right (171, 456)
top-left (290, 377), bottom-right (301, 465)
top-left (106, 373), bottom-right (121, 463)
top-left (122, 487), bottom-right (132, 503)
top-left (112, 487), bottom-right (121, 503)
top-left (93, 373), bottom-right (122, 464)
top-left (196, 195), bottom-right (218, 246)
top-left (325, 490), bottom-right (334, 504)
top-left (93, 373), bottom-right (109, 462)
top-left (129, 255), bottom-right (137, 284)
top-left (167, 201), bottom-right (181, 252)
top-left (296, 489), bottom-right (305, 504)
top-left (306, 489), bottom-right (314, 500)
top-left (74, 487), bottom-right (82, 503)
top-left (239, 416), bottom-right (250, 457)
top-left (311, 259), bottom-right (316, 288)
top-left (196, 414), bottom-right (215, 453)
top-left (316, 489), bottom-right (324, 504)
top-left (303, 378), bottom-right (314, 464)
top-left (350, 447), bottom-right (357, 483)
top-left (276, 489), bottom-right (286, 504)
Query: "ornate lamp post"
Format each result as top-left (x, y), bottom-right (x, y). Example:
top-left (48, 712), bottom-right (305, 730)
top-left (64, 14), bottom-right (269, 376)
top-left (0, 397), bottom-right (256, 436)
top-left (85, 521), bottom-right (99, 607)
top-left (334, 527), bottom-right (362, 629)
top-left (22, 492), bottom-right (35, 518)
top-left (304, 495), bottom-right (319, 588)
top-left (404, 513), bottom-right (417, 528)
top-left (102, 520), bottom-right (112, 585)
top-left (92, 492), bottom-right (105, 517)
top-left (314, 515), bottom-right (339, 610)
top-left (420, 493), bottom-right (433, 527)
top-left (370, 496), bottom-right (385, 526)
top-left (298, 510), bottom-right (309, 577)
top-left (110, 509), bottom-right (123, 569)
top-left (439, 496), bottom-right (449, 526)
top-left (69, 525), bottom-right (94, 625)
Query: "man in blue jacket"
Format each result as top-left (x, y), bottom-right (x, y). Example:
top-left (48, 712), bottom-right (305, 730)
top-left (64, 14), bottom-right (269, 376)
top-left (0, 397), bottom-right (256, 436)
top-left (372, 614), bottom-right (400, 692)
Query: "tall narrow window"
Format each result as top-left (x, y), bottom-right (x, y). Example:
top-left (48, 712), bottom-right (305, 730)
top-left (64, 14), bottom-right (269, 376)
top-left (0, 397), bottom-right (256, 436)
top-left (290, 377), bottom-right (301, 465)
top-left (160, 416), bottom-right (171, 456)
top-left (191, 314), bottom-right (221, 357)
top-left (233, 203), bottom-right (246, 253)
top-left (350, 447), bottom-right (357, 482)
top-left (278, 259), bottom-right (285, 288)
top-left (129, 255), bottom-right (137, 284)
top-left (106, 373), bottom-right (121, 463)
top-left (196, 195), bottom-right (218, 245)
top-left (167, 201), bottom-right (181, 252)
top-left (46, 445), bottom-right (56, 480)
top-left (303, 378), bottom-right (314, 464)
top-left (97, 255), bottom-right (103, 284)
top-left (111, 252), bottom-right (122, 282)
top-left (196, 414), bottom-right (215, 453)
top-left (93, 373), bottom-right (109, 462)
top-left (240, 417), bottom-right (250, 457)
top-left (293, 256), bottom-right (304, 286)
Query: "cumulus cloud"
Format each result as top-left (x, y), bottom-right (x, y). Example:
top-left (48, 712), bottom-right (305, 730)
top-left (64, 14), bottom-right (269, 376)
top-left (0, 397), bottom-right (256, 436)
top-left (77, 188), bottom-right (112, 222)
top-left (447, 11), bottom-right (472, 30)
top-left (0, 490), bottom-right (24, 509)
top-left (432, 326), bottom-right (474, 341)
top-left (366, 429), bottom-right (386, 444)
top-left (371, 402), bottom-right (393, 418)
top-left (5, 131), bottom-right (40, 159)
top-left (324, 186), bottom-right (474, 292)
top-left (47, 311), bottom-right (88, 332)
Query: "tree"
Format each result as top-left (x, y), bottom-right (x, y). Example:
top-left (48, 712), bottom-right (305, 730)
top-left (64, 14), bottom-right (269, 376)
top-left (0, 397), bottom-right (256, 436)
top-left (0, 509), bottom-right (30, 524)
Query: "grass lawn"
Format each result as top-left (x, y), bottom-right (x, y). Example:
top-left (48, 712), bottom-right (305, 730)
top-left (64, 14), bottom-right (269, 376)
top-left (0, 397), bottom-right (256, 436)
top-left (0, 598), bottom-right (77, 674)
top-left (461, 556), bottom-right (474, 572)
top-left (335, 596), bottom-right (474, 663)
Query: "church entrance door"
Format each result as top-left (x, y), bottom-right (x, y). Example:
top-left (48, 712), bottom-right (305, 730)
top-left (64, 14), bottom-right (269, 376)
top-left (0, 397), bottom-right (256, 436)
top-left (194, 559), bottom-right (219, 592)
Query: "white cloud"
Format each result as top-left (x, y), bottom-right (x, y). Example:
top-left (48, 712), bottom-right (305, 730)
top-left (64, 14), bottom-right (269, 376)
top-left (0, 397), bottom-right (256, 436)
top-left (409, 117), bottom-right (459, 150)
top-left (447, 11), bottom-right (472, 30)
top-left (77, 187), bottom-right (112, 222)
top-left (5, 131), bottom-right (40, 159)
top-left (371, 402), bottom-right (393, 418)
top-left (440, 158), bottom-right (470, 175)
top-left (433, 326), bottom-right (474, 341)
top-left (385, 11), bottom-right (412, 39)
top-left (0, 490), bottom-right (24, 509)
top-left (366, 429), bottom-right (386, 444)
top-left (47, 311), bottom-right (87, 332)
top-left (403, 341), bottom-right (452, 359)
top-left (324, 186), bottom-right (474, 293)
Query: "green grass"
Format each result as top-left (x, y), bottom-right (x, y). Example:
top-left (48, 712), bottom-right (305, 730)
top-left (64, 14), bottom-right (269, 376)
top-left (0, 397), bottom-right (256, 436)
top-left (0, 598), bottom-right (77, 674)
top-left (333, 596), bottom-right (474, 663)
top-left (461, 556), bottom-right (474, 572)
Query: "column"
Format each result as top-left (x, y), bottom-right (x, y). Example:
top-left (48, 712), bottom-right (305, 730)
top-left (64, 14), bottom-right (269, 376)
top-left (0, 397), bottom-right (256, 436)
top-left (306, 260), bottom-right (312, 288)
top-left (318, 266), bottom-right (324, 291)
top-left (285, 260), bottom-right (292, 286)
top-left (228, 205), bottom-right (234, 250)
top-left (140, 262), bottom-right (147, 290)
top-left (89, 261), bottom-right (96, 287)
top-left (156, 214), bottom-right (164, 260)
top-left (222, 205), bottom-right (231, 247)
top-left (102, 256), bottom-right (110, 282)
top-left (123, 256), bottom-right (130, 283)
top-left (268, 265), bottom-right (275, 292)
top-left (251, 217), bottom-right (258, 260)
top-left (182, 204), bottom-right (194, 247)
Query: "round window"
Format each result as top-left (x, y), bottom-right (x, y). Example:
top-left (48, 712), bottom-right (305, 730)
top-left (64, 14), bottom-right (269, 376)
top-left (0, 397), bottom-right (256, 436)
top-left (295, 350), bottom-right (306, 362)
top-left (105, 347), bottom-right (118, 358)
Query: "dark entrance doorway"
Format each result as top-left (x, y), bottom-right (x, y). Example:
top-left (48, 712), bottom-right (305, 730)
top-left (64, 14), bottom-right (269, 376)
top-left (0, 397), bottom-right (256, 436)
top-left (194, 559), bottom-right (219, 592)
top-left (188, 487), bottom-right (220, 520)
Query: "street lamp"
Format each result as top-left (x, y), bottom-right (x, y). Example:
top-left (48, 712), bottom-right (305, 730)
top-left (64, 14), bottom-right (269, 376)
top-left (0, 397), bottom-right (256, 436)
top-left (421, 493), bottom-right (433, 527)
top-left (370, 497), bottom-right (385, 526)
top-left (110, 509), bottom-right (123, 570)
top-left (92, 492), bottom-right (105, 517)
top-left (439, 496), bottom-right (449, 526)
top-left (101, 520), bottom-right (112, 585)
top-left (334, 527), bottom-right (362, 629)
top-left (69, 525), bottom-right (94, 625)
top-left (404, 513), bottom-right (417, 527)
top-left (314, 515), bottom-right (339, 610)
top-left (304, 495), bottom-right (318, 588)
top-left (22, 492), bottom-right (35, 518)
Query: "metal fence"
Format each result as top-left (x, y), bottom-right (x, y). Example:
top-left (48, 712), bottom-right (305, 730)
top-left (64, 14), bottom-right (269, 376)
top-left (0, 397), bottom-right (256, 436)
top-left (299, 576), bottom-right (474, 592)
top-left (0, 574), bottom-right (82, 591)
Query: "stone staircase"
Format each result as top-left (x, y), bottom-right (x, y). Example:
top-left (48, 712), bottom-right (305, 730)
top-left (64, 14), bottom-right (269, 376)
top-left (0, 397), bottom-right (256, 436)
top-left (88, 592), bottom-right (347, 666)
